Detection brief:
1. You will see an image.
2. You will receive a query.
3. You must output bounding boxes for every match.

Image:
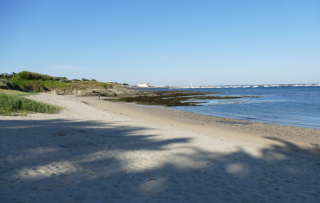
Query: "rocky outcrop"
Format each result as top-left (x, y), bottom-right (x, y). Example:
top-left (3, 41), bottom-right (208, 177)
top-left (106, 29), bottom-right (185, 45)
top-left (50, 89), bottom-right (83, 95)
top-left (105, 89), bottom-right (160, 97)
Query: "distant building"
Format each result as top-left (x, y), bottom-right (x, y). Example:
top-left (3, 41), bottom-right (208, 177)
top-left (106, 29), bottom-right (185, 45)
top-left (138, 83), bottom-right (151, 87)
top-left (122, 85), bottom-right (138, 88)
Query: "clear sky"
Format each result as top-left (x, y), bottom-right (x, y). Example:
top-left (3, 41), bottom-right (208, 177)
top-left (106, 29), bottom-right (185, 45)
top-left (1, 0), bottom-right (319, 86)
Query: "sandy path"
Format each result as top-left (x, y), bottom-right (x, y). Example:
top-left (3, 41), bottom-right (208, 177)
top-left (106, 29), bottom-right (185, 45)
top-left (1, 93), bottom-right (320, 203)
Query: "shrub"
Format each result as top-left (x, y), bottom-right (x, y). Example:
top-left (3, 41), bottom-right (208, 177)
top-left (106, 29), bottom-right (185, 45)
top-left (2, 71), bottom-right (119, 92)
top-left (0, 72), bottom-right (16, 79)
top-left (0, 79), bottom-right (15, 89)
top-left (13, 71), bottom-right (55, 81)
top-left (59, 78), bottom-right (70, 83)
top-left (0, 93), bottom-right (61, 115)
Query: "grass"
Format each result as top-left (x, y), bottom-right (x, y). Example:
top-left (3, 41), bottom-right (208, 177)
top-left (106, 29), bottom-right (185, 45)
top-left (0, 88), bottom-right (39, 96)
top-left (8, 79), bottom-right (120, 92)
top-left (0, 92), bottom-right (62, 116)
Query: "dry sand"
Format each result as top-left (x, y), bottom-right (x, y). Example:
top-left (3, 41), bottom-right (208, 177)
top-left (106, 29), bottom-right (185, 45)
top-left (1, 93), bottom-right (320, 203)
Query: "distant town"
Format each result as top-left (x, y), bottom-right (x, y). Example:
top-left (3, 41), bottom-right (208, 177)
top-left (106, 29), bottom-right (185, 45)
top-left (123, 83), bottom-right (320, 88)
top-left (123, 83), bottom-right (169, 88)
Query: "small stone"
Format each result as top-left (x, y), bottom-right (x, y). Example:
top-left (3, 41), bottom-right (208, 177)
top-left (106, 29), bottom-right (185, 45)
top-left (147, 177), bottom-right (157, 182)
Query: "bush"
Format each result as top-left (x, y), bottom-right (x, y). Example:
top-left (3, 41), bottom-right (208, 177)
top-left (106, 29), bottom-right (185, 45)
top-left (0, 72), bottom-right (16, 79)
top-left (1, 71), bottom-right (119, 92)
top-left (0, 79), bottom-right (15, 89)
top-left (99, 82), bottom-right (106, 87)
top-left (13, 71), bottom-right (55, 81)
top-left (0, 93), bottom-right (61, 115)
top-left (59, 78), bottom-right (70, 83)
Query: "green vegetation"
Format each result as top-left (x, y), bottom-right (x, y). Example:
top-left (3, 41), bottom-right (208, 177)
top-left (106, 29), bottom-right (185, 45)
top-left (13, 71), bottom-right (56, 81)
top-left (0, 79), bottom-right (15, 89)
top-left (0, 93), bottom-right (61, 116)
top-left (0, 71), bottom-right (122, 92)
top-left (0, 71), bottom-right (121, 116)
top-left (0, 89), bottom-right (38, 96)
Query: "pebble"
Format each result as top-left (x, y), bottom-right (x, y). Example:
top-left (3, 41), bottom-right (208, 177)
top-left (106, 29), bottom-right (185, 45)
top-left (120, 102), bottom-right (320, 144)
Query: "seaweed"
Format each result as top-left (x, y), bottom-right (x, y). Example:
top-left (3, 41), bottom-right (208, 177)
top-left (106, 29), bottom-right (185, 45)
top-left (115, 91), bottom-right (254, 107)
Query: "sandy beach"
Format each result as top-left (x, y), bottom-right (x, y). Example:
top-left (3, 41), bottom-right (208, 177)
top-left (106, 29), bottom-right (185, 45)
top-left (1, 93), bottom-right (320, 203)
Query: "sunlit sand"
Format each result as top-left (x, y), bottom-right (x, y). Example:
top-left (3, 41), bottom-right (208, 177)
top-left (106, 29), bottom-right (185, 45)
top-left (1, 93), bottom-right (319, 202)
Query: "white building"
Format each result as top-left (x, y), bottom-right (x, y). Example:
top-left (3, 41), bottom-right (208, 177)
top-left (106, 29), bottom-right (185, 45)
top-left (138, 83), bottom-right (151, 87)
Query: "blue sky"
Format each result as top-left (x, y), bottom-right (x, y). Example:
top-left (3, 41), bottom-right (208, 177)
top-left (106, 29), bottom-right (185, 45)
top-left (0, 0), bottom-right (319, 86)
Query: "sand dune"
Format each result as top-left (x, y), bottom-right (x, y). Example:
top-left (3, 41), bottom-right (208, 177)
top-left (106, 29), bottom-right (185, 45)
top-left (1, 93), bottom-right (320, 203)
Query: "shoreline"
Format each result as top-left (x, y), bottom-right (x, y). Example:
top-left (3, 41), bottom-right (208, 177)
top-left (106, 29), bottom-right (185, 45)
top-left (75, 96), bottom-right (320, 146)
top-left (1, 93), bottom-right (320, 202)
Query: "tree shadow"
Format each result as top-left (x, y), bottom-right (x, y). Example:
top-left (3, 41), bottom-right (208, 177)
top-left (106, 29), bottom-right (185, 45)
top-left (1, 119), bottom-right (320, 203)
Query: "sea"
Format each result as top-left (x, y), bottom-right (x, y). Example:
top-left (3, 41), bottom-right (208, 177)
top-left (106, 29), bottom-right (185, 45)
top-left (138, 86), bottom-right (320, 129)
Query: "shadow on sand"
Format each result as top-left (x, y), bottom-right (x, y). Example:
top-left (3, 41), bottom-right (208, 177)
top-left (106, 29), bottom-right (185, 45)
top-left (1, 119), bottom-right (320, 203)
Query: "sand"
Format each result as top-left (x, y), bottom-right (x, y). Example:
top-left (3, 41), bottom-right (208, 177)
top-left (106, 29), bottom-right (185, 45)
top-left (1, 93), bottom-right (320, 203)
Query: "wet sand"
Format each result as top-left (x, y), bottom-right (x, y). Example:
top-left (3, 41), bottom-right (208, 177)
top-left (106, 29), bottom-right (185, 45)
top-left (95, 96), bottom-right (320, 146)
top-left (1, 93), bottom-right (320, 203)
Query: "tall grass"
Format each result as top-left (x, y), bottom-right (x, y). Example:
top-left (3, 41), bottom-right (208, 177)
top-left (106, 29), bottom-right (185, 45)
top-left (0, 93), bottom-right (61, 116)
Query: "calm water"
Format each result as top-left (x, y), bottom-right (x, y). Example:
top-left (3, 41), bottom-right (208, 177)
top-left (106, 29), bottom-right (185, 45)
top-left (139, 86), bottom-right (320, 129)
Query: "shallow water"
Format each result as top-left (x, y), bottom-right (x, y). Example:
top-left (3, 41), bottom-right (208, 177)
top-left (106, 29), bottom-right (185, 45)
top-left (139, 86), bottom-right (320, 129)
